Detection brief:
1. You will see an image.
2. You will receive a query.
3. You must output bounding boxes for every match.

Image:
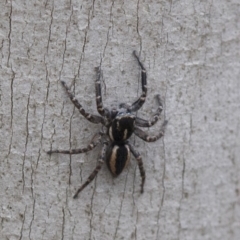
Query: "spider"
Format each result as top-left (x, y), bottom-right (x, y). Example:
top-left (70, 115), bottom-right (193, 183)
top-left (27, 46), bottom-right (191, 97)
top-left (48, 51), bottom-right (167, 198)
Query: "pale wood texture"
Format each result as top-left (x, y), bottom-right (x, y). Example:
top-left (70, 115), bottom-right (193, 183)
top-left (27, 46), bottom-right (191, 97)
top-left (0, 0), bottom-right (239, 239)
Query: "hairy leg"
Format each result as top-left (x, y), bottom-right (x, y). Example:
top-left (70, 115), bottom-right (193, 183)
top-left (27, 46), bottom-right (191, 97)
top-left (128, 143), bottom-right (145, 193)
top-left (47, 132), bottom-right (102, 154)
top-left (128, 51), bottom-right (147, 112)
top-left (134, 120), bottom-right (168, 142)
top-left (73, 142), bottom-right (108, 198)
top-left (135, 94), bottom-right (163, 127)
top-left (61, 81), bottom-right (103, 124)
top-left (95, 67), bottom-right (110, 118)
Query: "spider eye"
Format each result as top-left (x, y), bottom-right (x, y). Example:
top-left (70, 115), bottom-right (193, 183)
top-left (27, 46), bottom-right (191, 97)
top-left (117, 111), bottom-right (134, 116)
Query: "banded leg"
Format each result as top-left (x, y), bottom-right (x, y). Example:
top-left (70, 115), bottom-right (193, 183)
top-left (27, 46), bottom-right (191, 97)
top-left (95, 67), bottom-right (110, 118)
top-left (61, 81), bottom-right (103, 124)
top-left (47, 133), bottom-right (102, 155)
top-left (128, 143), bottom-right (145, 193)
top-left (134, 120), bottom-right (168, 142)
top-left (135, 94), bottom-right (163, 127)
top-left (128, 51), bottom-right (147, 112)
top-left (73, 142), bottom-right (108, 198)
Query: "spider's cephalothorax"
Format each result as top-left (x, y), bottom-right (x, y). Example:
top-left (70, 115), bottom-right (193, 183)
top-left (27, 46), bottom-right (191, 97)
top-left (48, 51), bottom-right (167, 198)
top-left (108, 111), bottom-right (136, 142)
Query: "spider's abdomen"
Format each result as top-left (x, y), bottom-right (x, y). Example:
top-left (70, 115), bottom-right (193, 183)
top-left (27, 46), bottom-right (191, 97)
top-left (106, 144), bottom-right (131, 176)
top-left (108, 114), bottom-right (136, 142)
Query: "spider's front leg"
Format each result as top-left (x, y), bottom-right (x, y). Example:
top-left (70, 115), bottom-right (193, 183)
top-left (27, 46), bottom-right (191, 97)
top-left (135, 94), bottom-right (163, 128)
top-left (95, 67), bottom-right (110, 118)
top-left (134, 120), bottom-right (168, 142)
top-left (73, 142), bottom-right (108, 198)
top-left (47, 132), bottom-right (102, 155)
top-left (61, 81), bottom-right (103, 124)
top-left (128, 51), bottom-right (147, 112)
top-left (128, 143), bottom-right (145, 193)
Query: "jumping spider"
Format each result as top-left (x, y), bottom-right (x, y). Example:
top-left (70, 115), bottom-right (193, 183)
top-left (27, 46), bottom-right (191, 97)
top-left (48, 51), bottom-right (167, 198)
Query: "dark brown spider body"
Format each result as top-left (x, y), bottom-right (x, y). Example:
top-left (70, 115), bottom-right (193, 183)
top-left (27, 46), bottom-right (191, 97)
top-left (48, 51), bottom-right (167, 198)
top-left (106, 143), bottom-right (131, 176)
top-left (106, 112), bottom-right (135, 175)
